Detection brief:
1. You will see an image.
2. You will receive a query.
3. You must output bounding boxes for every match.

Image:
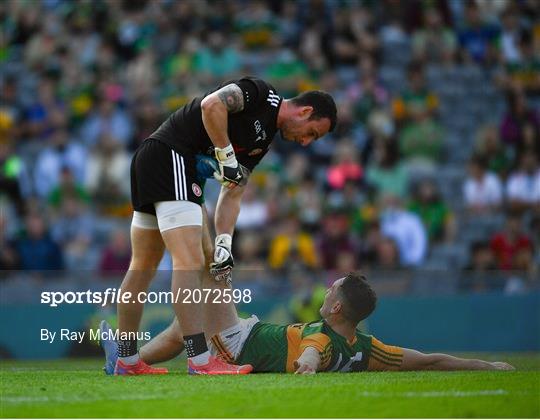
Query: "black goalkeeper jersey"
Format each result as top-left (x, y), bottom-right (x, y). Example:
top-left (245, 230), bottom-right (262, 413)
top-left (148, 77), bottom-right (282, 171)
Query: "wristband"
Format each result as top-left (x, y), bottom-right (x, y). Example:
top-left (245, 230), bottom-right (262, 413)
top-left (215, 233), bottom-right (232, 249)
top-left (214, 144), bottom-right (237, 167)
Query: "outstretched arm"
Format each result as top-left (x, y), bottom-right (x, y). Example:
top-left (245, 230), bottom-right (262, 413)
top-left (294, 347), bottom-right (321, 374)
top-left (401, 348), bottom-right (514, 371)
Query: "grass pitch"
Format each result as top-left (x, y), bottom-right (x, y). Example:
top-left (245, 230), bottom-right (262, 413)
top-left (1, 354), bottom-right (539, 418)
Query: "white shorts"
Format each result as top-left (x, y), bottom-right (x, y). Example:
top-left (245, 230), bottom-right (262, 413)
top-left (207, 315), bottom-right (259, 362)
top-left (131, 200), bottom-right (202, 232)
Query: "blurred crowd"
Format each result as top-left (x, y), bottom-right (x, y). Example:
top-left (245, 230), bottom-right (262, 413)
top-left (1, 0), bottom-right (539, 296)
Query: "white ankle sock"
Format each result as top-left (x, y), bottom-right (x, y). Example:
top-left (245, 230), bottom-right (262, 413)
top-left (190, 351), bottom-right (210, 366)
top-left (119, 353), bottom-right (140, 365)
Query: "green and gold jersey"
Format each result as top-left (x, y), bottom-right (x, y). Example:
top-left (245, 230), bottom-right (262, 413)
top-left (235, 320), bottom-right (399, 373)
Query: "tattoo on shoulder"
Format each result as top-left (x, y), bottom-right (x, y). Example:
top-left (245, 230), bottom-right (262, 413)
top-left (217, 84), bottom-right (244, 113)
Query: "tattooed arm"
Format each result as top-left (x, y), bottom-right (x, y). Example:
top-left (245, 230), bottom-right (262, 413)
top-left (201, 83), bottom-right (244, 149)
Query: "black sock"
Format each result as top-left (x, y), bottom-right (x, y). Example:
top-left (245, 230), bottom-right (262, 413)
top-left (118, 339), bottom-right (138, 357)
top-left (183, 333), bottom-right (208, 358)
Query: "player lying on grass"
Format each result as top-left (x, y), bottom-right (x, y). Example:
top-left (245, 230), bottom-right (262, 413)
top-left (101, 272), bottom-right (514, 374)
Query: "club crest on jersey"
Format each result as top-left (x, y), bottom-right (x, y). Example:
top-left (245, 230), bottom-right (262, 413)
top-left (248, 148), bottom-right (264, 156)
top-left (192, 183), bottom-right (202, 197)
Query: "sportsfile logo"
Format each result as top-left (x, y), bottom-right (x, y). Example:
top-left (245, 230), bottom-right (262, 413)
top-left (41, 288), bottom-right (132, 307)
top-left (40, 288), bottom-right (252, 307)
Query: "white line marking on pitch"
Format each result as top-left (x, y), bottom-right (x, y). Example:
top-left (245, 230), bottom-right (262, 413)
top-left (358, 390), bottom-right (509, 397)
top-left (1, 390), bottom-right (520, 404)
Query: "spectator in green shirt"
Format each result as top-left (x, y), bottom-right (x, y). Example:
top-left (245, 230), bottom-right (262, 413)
top-left (408, 179), bottom-right (455, 243)
top-left (366, 137), bottom-right (409, 200)
top-left (47, 167), bottom-right (90, 209)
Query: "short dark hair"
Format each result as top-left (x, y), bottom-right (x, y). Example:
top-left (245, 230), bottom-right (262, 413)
top-left (291, 90), bottom-right (337, 132)
top-left (338, 272), bottom-right (377, 324)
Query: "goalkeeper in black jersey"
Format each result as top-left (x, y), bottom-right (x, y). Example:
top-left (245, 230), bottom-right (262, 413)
top-left (116, 76), bottom-right (337, 375)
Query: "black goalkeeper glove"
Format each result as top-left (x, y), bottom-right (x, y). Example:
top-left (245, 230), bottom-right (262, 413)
top-left (209, 233), bottom-right (234, 286)
top-left (213, 144), bottom-right (249, 188)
